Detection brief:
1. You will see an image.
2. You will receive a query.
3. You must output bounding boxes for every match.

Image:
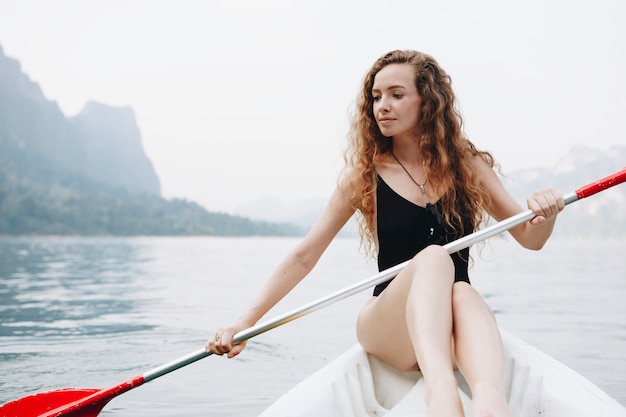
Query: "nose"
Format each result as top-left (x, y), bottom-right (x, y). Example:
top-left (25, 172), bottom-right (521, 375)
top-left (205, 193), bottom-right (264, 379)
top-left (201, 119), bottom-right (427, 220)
top-left (376, 96), bottom-right (390, 113)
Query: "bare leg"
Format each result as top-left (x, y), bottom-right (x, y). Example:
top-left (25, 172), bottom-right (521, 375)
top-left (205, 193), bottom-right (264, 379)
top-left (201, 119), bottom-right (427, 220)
top-left (357, 245), bottom-right (464, 417)
top-left (405, 247), bottom-right (462, 416)
top-left (452, 283), bottom-right (513, 417)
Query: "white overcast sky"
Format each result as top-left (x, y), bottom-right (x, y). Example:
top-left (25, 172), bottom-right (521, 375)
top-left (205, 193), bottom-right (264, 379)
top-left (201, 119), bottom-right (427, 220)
top-left (0, 0), bottom-right (624, 218)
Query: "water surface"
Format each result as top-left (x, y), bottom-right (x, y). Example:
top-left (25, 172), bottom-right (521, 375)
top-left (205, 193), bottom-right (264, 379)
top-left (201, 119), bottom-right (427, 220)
top-left (0, 236), bottom-right (624, 415)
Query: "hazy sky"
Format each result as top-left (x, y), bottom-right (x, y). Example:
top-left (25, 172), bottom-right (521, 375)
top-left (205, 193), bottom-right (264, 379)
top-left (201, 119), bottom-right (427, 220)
top-left (0, 0), bottom-right (624, 219)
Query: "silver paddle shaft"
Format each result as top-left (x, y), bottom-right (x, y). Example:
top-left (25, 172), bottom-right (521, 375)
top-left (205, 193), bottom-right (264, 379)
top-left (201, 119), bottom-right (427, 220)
top-left (143, 191), bottom-right (578, 382)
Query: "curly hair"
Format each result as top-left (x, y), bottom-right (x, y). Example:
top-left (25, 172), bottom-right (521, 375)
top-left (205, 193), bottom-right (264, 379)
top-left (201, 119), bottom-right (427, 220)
top-left (342, 50), bottom-right (496, 258)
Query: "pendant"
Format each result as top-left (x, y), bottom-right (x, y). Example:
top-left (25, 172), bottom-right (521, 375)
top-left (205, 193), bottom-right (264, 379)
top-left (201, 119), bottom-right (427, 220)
top-left (419, 184), bottom-right (426, 194)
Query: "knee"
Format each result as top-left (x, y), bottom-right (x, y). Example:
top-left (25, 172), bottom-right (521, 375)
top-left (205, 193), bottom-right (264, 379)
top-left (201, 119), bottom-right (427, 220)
top-left (451, 282), bottom-right (472, 307)
top-left (452, 283), bottom-right (496, 319)
top-left (403, 245), bottom-right (455, 290)
top-left (413, 245), bottom-right (454, 274)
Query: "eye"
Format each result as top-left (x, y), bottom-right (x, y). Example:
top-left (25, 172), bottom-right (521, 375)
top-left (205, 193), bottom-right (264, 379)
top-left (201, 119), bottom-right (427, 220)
top-left (393, 93), bottom-right (403, 99)
top-left (372, 95), bottom-right (381, 102)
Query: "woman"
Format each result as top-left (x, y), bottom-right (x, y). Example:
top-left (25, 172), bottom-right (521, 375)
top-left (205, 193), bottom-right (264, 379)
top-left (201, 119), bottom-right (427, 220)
top-left (207, 50), bottom-right (564, 417)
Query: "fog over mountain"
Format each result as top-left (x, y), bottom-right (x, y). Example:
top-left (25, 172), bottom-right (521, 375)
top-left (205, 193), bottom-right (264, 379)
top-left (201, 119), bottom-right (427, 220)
top-left (0, 45), bottom-right (160, 196)
top-left (239, 146), bottom-right (626, 238)
top-left (1, 43), bottom-right (622, 238)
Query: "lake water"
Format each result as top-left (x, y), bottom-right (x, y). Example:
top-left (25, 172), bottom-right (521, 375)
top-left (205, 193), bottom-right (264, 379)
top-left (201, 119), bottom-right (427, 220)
top-left (0, 235), bottom-right (625, 416)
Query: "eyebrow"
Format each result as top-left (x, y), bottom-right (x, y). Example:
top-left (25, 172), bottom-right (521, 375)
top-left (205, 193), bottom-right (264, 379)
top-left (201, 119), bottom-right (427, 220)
top-left (371, 85), bottom-right (408, 93)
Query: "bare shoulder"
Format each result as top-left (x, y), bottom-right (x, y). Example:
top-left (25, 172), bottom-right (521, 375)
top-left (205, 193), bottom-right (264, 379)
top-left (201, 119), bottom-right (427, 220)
top-left (469, 152), bottom-right (498, 183)
top-left (468, 153), bottom-right (524, 221)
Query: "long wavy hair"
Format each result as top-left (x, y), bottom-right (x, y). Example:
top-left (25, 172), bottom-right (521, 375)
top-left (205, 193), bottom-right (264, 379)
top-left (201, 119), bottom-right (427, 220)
top-left (342, 50), bottom-right (496, 257)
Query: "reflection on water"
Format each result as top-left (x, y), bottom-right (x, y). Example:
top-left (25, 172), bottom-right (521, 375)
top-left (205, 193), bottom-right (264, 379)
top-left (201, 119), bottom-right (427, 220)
top-left (0, 237), bottom-right (155, 337)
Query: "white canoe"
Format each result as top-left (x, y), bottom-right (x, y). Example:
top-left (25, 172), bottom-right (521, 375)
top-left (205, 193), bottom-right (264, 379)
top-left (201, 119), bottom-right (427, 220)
top-left (260, 330), bottom-right (626, 417)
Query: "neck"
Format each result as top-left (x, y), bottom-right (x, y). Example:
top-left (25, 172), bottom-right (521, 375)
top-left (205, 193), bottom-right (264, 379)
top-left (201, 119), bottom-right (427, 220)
top-left (391, 140), bottom-right (422, 165)
top-left (391, 127), bottom-right (421, 148)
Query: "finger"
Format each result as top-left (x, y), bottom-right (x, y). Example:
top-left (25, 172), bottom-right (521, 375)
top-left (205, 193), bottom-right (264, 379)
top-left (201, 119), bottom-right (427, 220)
top-left (207, 329), bottom-right (227, 355)
top-left (227, 341), bottom-right (247, 359)
top-left (538, 192), bottom-right (554, 216)
top-left (219, 329), bottom-right (236, 352)
top-left (549, 188), bottom-right (565, 212)
top-left (527, 193), bottom-right (546, 218)
top-left (529, 190), bottom-right (556, 218)
top-left (206, 327), bottom-right (247, 357)
top-left (540, 189), bottom-right (563, 218)
top-left (529, 215), bottom-right (546, 226)
top-left (206, 340), bottom-right (224, 355)
top-left (528, 188), bottom-right (564, 225)
top-left (213, 329), bottom-right (236, 355)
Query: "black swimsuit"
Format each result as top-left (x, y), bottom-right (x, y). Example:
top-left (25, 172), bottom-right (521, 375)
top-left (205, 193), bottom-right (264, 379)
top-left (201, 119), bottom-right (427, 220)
top-left (373, 176), bottom-right (473, 296)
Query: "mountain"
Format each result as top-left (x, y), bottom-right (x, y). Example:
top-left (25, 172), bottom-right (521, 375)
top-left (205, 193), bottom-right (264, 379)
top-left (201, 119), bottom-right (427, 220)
top-left (0, 45), bottom-right (159, 196)
top-left (68, 101), bottom-right (161, 195)
top-left (0, 45), bottom-right (304, 236)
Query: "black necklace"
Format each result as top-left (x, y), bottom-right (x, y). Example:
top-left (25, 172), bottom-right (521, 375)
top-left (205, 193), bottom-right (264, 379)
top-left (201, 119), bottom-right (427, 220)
top-left (391, 151), bottom-right (428, 194)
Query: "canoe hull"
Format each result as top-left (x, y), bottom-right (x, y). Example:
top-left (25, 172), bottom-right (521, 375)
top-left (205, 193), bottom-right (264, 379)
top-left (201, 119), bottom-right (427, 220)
top-left (260, 330), bottom-right (626, 417)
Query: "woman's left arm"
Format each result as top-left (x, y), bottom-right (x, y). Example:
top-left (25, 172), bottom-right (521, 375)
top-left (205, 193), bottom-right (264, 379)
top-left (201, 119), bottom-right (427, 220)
top-left (473, 155), bottom-right (565, 250)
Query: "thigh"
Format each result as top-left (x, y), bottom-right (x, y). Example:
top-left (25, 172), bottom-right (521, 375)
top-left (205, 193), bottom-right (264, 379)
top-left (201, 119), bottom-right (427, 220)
top-left (356, 246), bottom-right (455, 372)
top-left (357, 264), bottom-right (419, 371)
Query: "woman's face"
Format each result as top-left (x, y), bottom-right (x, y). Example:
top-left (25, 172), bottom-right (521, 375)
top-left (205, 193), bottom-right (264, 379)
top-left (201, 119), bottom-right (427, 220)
top-left (371, 63), bottom-right (422, 139)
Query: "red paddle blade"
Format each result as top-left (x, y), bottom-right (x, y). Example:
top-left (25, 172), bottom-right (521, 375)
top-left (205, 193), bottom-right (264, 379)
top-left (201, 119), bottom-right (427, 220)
top-left (0, 376), bottom-right (144, 417)
top-left (0, 388), bottom-right (106, 417)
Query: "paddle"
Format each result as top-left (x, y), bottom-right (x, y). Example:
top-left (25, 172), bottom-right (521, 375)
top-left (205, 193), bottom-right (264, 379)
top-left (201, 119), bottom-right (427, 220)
top-left (2, 167), bottom-right (625, 417)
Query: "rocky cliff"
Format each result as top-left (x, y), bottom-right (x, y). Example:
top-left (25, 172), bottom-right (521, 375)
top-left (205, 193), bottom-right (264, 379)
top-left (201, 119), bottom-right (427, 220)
top-left (0, 45), bottom-right (160, 196)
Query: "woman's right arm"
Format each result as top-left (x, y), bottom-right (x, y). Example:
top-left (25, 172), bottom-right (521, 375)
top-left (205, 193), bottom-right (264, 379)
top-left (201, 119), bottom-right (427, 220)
top-left (207, 182), bottom-right (356, 358)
